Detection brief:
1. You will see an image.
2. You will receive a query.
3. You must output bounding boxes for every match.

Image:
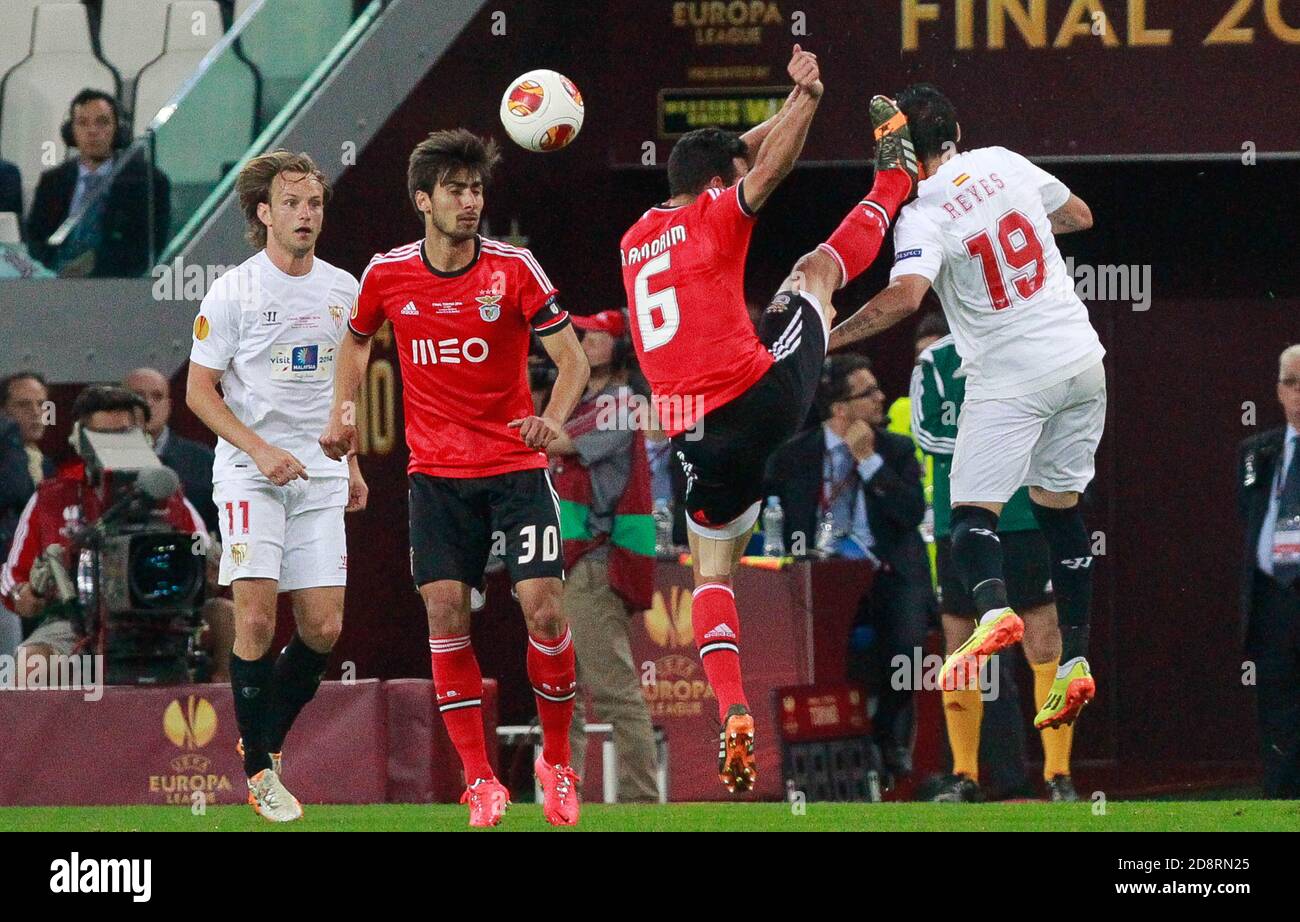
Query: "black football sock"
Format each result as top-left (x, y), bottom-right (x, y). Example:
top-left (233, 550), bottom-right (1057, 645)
top-left (1030, 501), bottom-right (1094, 663)
top-left (266, 633), bottom-right (331, 753)
top-left (230, 654), bottom-right (274, 776)
top-left (950, 505), bottom-right (1008, 614)
top-left (1058, 624), bottom-right (1092, 667)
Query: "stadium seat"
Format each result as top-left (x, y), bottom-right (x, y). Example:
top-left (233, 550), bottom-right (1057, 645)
top-left (0, 211), bottom-right (19, 244)
top-left (235, 0), bottom-right (355, 125)
top-left (0, 2), bottom-right (43, 89)
top-left (134, 1), bottom-right (225, 133)
top-left (0, 2), bottom-right (117, 206)
top-left (99, 0), bottom-right (176, 86)
top-left (142, 1), bottom-right (255, 239)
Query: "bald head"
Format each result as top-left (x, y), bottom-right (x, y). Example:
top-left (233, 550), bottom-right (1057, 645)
top-left (1279, 345), bottom-right (1300, 430)
top-left (124, 367), bottom-right (170, 436)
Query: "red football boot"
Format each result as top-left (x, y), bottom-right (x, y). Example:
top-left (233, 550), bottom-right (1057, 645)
top-left (534, 757), bottom-right (581, 826)
top-left (460, 776), bottom-right (511, 828)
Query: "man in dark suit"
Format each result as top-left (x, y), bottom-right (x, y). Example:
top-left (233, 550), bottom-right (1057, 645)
top-left (125, 367), bottom-right (217, 532)
top-left (765, 354), bottom-right (934, 774)
top-left (25, 89), bottom-right (170, 277)
top-left (1238, 343), bottom-right (1300, 798)
top-left (0, 158), bottom-right (21, 220)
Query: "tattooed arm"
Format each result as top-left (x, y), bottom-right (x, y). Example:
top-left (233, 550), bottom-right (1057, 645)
top-left (1048, 194), bottom-right (1093, 235)
top-left (827, 274), bottom-right (931, 352)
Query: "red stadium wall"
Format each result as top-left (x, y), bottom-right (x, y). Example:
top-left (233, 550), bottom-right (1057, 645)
top-left (0, 680), bottom-right (499, 806)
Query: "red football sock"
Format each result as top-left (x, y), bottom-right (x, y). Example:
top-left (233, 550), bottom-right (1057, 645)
top-left (527, 628), bottom-right (577, 766)
top-left (429, 635), bottom-right (494, 784)
top-left (692, 583), bottom-right (748, 722)
top-left (818, 167), bottom-right (914, 288)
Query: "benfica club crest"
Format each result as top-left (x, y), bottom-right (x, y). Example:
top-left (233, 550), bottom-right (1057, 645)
top-left (476, 292), bottom-right (502, 322)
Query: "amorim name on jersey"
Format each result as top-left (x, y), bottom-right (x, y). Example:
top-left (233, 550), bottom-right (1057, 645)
top-left (620, 223), bottom-right (688, 266)
top-left (592, 389), bottom-right (705, 441)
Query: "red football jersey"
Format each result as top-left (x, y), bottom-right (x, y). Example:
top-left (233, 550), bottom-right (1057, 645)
top-left (350, 236), bottom-right (570, 479)
top-left (619, 182), bottom-right (773, 436)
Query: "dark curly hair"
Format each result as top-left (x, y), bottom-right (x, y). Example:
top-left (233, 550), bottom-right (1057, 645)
top-left (407, 129), bottom-right (502, 213)
top-left (667, 127), bottom-right (748, 197)
top-left (896, 83), bottom-right (959, 162)
top-left (71, 385), bottom-right (150, 426)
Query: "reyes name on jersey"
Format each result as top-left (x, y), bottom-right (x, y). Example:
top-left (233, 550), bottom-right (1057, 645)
top-left (190, 250), bottom-right (358, 482)
top-left (890, 146), bottom-right (1104, 400)
top-left (350, 236), bottom-right (570, 478)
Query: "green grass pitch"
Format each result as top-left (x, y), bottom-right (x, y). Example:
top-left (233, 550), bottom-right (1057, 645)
top-left (2, 800), bottom-right (1295, 832)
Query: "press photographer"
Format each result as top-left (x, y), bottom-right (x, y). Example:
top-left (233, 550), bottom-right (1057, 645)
top-left (0, 386), bottom-right (208, 685)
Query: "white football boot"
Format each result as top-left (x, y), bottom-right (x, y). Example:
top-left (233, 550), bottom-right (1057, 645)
top-left (247, 769), bottom-right (303, 822)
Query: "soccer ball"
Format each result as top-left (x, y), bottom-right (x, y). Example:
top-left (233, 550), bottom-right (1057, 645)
top-left (499, 69), bottom-right (584, 152)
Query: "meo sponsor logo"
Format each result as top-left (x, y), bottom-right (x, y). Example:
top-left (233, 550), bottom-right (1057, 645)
top-left (411, 337), bottom-right (489, 365)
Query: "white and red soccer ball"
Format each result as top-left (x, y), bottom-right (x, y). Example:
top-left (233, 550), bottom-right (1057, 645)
top-left (499, 69), bottom-right (584, 152)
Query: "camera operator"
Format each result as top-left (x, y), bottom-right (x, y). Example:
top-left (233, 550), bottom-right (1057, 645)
top-left (0, 386), bottom-right (206, 683)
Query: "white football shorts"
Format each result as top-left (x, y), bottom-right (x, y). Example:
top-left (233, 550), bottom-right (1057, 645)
top-left (951, 361), bottom-right (1106, 504)
top-left (214, 476), bottom-right (348, 591)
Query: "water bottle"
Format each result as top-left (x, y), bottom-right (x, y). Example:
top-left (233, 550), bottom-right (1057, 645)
top-left (762, 496), bottom-right (785, 557)
top-left (814, 509), bottom-right (835, 557)
top-left (653, 499), bottom-right (673, 558)
top-left (920, 503), bottom-right (935, 545)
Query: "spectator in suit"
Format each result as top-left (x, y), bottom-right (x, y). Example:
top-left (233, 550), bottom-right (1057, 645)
top-left (26, 89), bottom-right (171, 277)
top-left (1, 372), bottom-right (54, 487)
top-left (1238, 343), bottom-right (1300, 798)
top-left (765, 354), bottom-right (934, 776)
top-left (0, 157), bottom-right (21, 220)
top-left (125, 367), bottom-right (218, 532)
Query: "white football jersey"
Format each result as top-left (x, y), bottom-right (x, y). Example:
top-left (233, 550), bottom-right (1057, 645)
top-left (890, 146), bottom-right (1104, 399)
top-left (190, 250), bottom-right (359, 482)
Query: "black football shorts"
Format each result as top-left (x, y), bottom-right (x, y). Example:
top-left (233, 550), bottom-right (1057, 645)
top-left (409, 468), bottom-right (565, 587)
top-left (671, 290), bottom-right (827, 531)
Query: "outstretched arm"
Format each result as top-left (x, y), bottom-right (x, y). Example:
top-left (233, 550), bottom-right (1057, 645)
top-left (741, 45), bottom-right (823, 212)
top-left (737, 89), bottom-right (795, 167)
top-left (827, 275), bottom-right (931, 352)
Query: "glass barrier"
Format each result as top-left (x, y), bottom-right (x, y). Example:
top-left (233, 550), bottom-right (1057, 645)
top-left (32, 0), bottom-right (378, 278)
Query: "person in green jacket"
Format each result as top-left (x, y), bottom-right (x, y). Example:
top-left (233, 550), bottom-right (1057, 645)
top-left (912, 314), bottom-right (1078, 803)
top-left (886, 313), bottom-right (947, 584)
